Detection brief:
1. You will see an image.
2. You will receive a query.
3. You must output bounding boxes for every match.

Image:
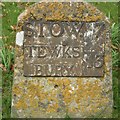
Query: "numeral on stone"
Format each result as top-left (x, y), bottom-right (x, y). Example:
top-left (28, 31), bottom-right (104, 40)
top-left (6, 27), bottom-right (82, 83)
top-left (83, 53), bottom-right (104, 68)
top-left (94, 54), bottom-right (104, 68)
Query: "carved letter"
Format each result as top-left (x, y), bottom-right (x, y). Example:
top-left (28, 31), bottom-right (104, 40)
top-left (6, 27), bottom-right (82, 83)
top-left (73, 47), bottom-right (80, 58)
top-left (35, 64), bottom-right (43, 75)
top-left (55, 65), bottom-right (62, 76)
top-left (49, 22), bottom-right (64, 37)
top-left (63, 46), bottom-right (71, 58)
top-left (62, 64), bottom-right (75, 76)
top-left (37, 21), bottom-right (44, 37)
top-left (37, 46), bottom-right (47, 58)
top-left (23, 22), bottom-right (36, 37)
top-left (64, 22), bottom-right (85, 37)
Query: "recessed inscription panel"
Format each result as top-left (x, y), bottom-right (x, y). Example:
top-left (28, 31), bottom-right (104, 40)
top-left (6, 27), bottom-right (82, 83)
top-left (23, 19), bottom-right (105, 77)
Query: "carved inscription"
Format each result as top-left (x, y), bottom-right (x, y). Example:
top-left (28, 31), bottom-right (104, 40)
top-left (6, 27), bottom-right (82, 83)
top-left (23, 19), bottom-right (105, 76)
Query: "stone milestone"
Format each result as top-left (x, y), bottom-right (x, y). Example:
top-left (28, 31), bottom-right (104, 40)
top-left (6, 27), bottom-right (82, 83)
top-left (11, 2), bottom-right (113, 118)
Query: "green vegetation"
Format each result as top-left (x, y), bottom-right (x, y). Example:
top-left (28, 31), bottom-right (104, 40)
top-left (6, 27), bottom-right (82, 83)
top-left (92, 2), bottom-right (118, 23)
top-left (1, 3), bottom-right (30, 118)
top-left (111, 23), bottom-right (119, 118)
top-left (1, 2), bottom-right (119, 118)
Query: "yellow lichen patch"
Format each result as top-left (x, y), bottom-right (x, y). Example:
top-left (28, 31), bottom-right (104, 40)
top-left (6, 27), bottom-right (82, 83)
top-left (62, 79), bottom-right (71, 86)
top-left (46, 103), bottom-right (59, 113)
top-left (54, 79), bottom-right (64, 87)
top-left (17, 2), bottom-right (107, 31)
top-left (50, 89), bottom-right (58, 96)
top-left (87, 104), bottom-right (99, 113)
top-left (14, 99), bottom-right (27, 109)
top-left (29, 98), bottom-right (39, 108)
top-left (12, 84), bottom-right (23, 96)
top-left (37, 92), bottom-right (46, 101)
top-left (74, 79), bottom-right (102, 105)
top-left (27, 84), bottom-right (38, 97)
top-left (77, 105), bottom-right (86, 113)
top-left (68, 107), bottom-right (78, 113)
top-left (63, 92), bottom-right (72, 104)
top-left (105, 55), bottom-right (111, 63)
top-left (13, 81), bottom-right (41, 109)
top-left (85, 99), bottom-right (108, 115)
top-left (13, 76), bottom-right (110, 116)
top-left (47, 96), bottom-right (58, 103)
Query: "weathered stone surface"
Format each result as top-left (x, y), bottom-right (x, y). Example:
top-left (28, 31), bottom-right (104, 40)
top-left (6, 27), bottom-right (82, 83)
top-left (11, 2), bottom-right (113, 118)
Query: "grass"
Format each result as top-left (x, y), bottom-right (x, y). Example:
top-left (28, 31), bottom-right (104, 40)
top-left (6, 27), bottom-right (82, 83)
top-left (91, 2), bottom-right (118, 24)
top-left (0, 40), bottom-right (14, 72)
top-left (111, 23), bottom-right (120, 118)
top-left (1, 3), bottom-right (22, 118)
top-left (2, 71), bottom-right (13, 118)
top-left (1, 2), bottom-right (120, 119)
